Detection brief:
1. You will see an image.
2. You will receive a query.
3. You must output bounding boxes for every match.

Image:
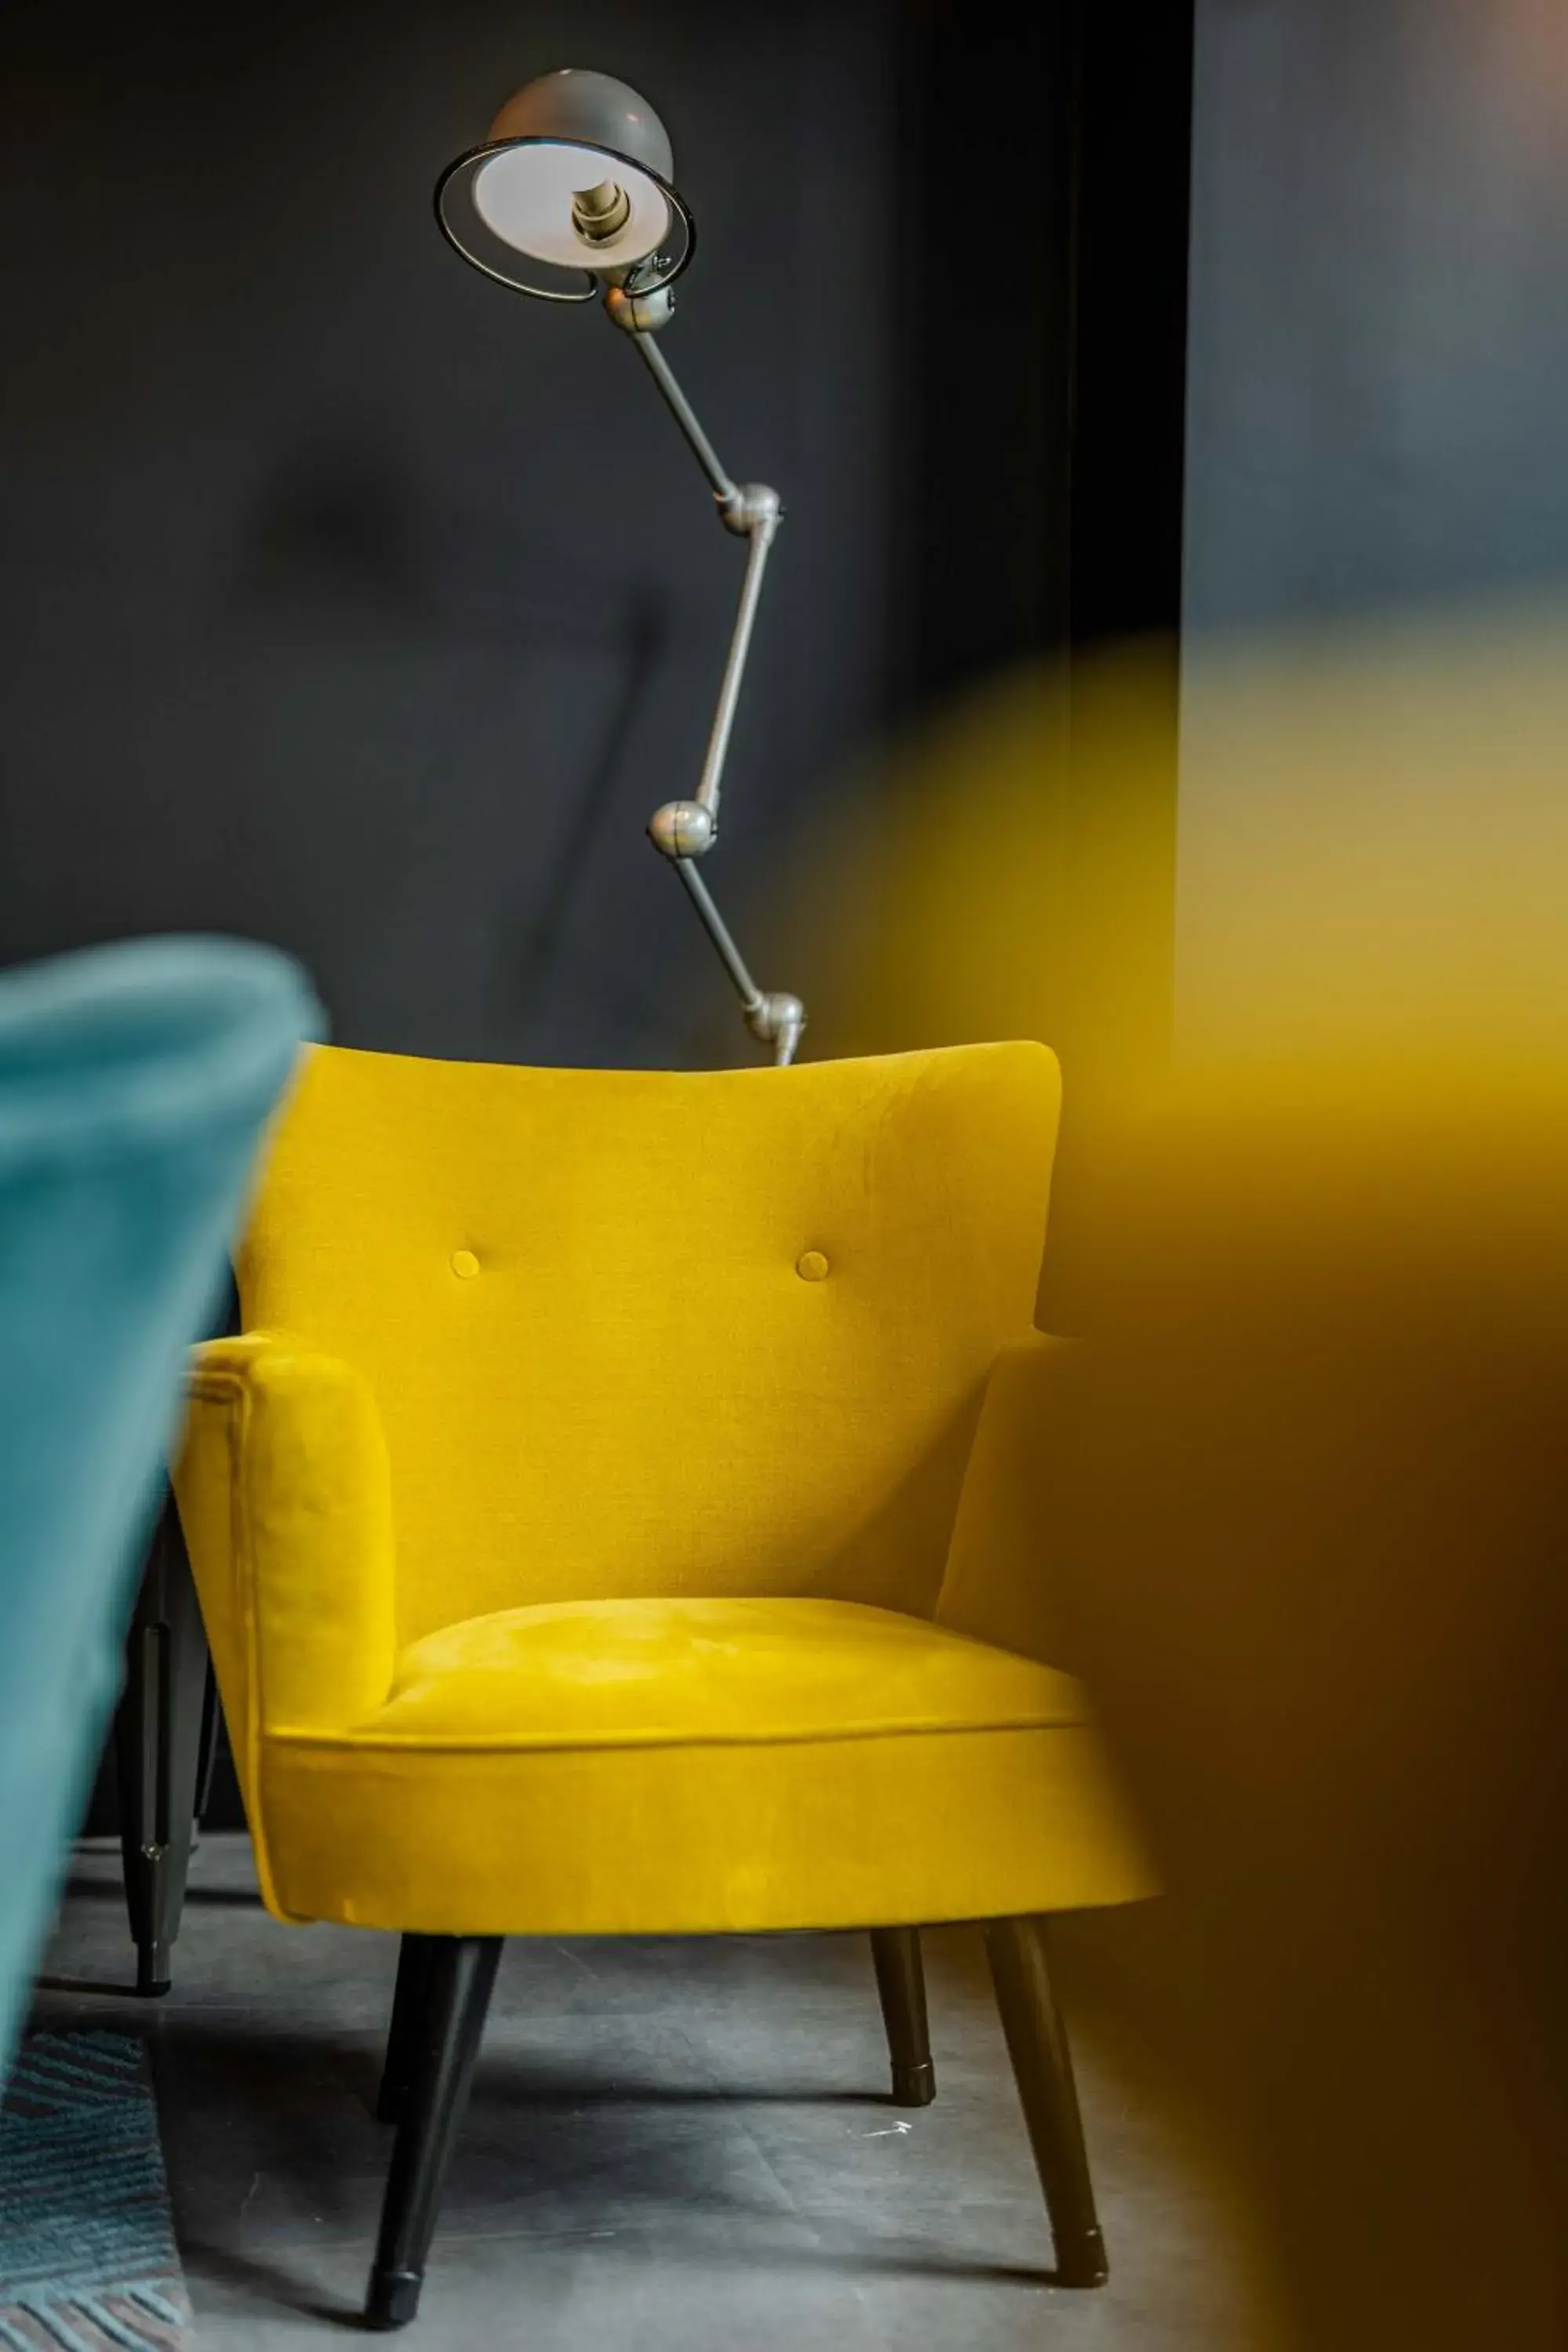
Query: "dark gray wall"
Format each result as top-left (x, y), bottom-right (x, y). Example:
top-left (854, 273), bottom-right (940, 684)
top-left (1178, 0), bottom-right (1568, 1036)
top-left (1184, 0), bottom-right (1568, 633)
top-left (0, 0), bottom-right (899, 1068)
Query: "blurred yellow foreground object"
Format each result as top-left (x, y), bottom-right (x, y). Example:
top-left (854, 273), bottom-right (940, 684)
top-left (815, 609), bottom-right (1568, 2347)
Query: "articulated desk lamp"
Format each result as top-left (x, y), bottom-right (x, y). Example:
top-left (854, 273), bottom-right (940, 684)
top-left (436, 68), bottom-right (806, 1066)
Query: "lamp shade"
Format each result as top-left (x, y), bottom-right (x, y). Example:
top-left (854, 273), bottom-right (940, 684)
top-left (435, 69), bottom-right (694, 303)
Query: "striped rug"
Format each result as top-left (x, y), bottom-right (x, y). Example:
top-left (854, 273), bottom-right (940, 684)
top-left (0, 2032), bottom-right (191, 2350)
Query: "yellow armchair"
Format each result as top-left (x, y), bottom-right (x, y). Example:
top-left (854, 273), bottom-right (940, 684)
top-left (173, 1038), bottom-right (1150, 2328)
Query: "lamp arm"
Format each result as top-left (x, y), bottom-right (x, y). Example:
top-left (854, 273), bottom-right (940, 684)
top-left (629, 325), bottom-right (738, 504)
top-left (604, 294), bottom-right (805, 1067)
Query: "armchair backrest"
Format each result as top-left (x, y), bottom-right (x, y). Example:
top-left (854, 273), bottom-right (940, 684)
top-left (240, 1041), bottom-right (1059, 1641)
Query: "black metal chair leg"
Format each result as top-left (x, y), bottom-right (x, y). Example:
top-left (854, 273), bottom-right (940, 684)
top-left (366, 1936), bottom-right (503, 2331)
top-left (114, 1490), bottom-right (211, 1997)
top-left (869, 1926), bottom-right (937, 2106)
top-left (377, 1934), bottom-right (437, 2123)
top-left (985, 1915), bottom-right (1109, 2286)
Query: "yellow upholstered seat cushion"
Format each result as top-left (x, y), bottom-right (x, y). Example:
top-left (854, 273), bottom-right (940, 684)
top-left (346, 1596), bottom-right (1087, 1749)
top-left (251, 1598), bottom-right (1147, 1939)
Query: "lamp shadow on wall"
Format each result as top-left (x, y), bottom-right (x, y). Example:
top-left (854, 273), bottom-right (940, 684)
top-left (238, 435), bottom-right (430, 628)
top-left (506, 580), bottom-right (668, 1026)
top-left (227, 430), bottom-right (674, 1055)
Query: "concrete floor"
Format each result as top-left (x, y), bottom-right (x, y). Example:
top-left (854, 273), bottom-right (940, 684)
top-left (31, 1836), bottom-right (1254, 2350)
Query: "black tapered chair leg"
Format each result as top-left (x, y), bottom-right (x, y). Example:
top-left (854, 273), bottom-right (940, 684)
top-left (114, 1490), bottom-right (211, 1997)
top-left (869, 1926), bottom-right (936, 2106)
top-left (985, 1915), bottom-right (1108, 2287)
top-left (377, 1934), bottom-right (438, 2123)
top-left (366, 1936), bottom-right (503, 2331)
top-left (194, 1656), bottom-right (222, 1829)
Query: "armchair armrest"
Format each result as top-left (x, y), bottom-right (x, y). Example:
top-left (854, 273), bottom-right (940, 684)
top-left (936, 1331), bottom-right (1077, 1664)
top-left (172, 1333), bottom-right (397, 1765)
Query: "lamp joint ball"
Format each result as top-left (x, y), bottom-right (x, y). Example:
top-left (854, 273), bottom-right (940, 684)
top-left (648, 801), bottom-right (717, 860)
top-left (720, 481), bottom-right (783, 541)
top-left (746, 993), bottom-right (807, 1059)
top-left (604, 280), bottom-right (677, 336)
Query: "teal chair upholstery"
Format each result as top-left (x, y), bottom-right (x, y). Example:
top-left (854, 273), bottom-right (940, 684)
top-left (0, 937), bottom-right (317, 2085)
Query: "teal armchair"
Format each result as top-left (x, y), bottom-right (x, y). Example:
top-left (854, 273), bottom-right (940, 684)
top-left (0, 935), bottom-right (315, 2083)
